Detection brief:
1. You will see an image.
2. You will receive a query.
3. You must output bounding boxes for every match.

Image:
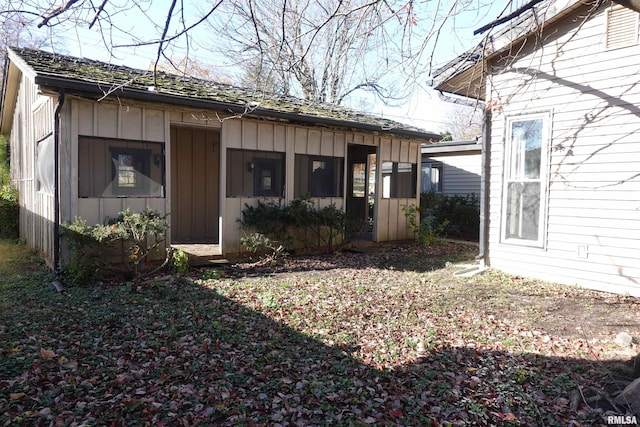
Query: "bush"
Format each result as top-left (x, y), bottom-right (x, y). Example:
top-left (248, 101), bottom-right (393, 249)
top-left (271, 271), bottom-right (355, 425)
top-left (419, 191), bottom-right (480, 241)
top-left (239, 195), bottom-right (359, 257)
top-left (402, 203), bottom-right (448, 246)
top-left (0, 136), bottom-right (18, 239)
top-left (62, 208), bottom-right (169, 283)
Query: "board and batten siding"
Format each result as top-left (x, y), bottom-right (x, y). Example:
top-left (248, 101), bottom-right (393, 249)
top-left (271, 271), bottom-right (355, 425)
top-left (8, 70), bottom-right (58, 264)
top-left (67, 99), bottom-right (167, 232)
top-left (486, 2), bottom-right (640, 295)
top-left (221, 119), bottom-right (348, 254)
top-left (425, 152), bottom-right (481, 196)
top-left (376, 137), bottom-right (420, 243)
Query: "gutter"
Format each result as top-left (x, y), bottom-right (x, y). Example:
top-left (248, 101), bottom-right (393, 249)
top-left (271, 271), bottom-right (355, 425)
top-left (52, 88), bottom-right (65, 289)
top-left (476, 109), bottom-right (491, 264)
top-left (33, 75), bottom-right (440, 141)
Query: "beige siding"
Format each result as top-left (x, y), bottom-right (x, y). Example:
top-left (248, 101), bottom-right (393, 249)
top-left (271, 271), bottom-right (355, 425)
top-left (376, 138), bottom-right (419, 242)
top-left (69, 99), bottom-right (169, 235)
top-left (486, 2), bottom-right (640, 295)
top-left (9, 72), bottom-right (57, 264)
top-left (221, 119), bottom-right (350, 254)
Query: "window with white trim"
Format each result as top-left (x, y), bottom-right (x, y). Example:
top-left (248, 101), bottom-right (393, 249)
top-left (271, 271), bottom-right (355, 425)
top-left (502, 113), bottom-right (550, 246)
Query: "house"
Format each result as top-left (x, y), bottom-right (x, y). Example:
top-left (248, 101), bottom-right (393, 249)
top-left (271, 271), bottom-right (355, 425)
top-left (432, 0), bottom-right (640, 296)
top-left (0, 47), bottom-right (440, 268)
top-left (421, 139), bottom-right (481, 196)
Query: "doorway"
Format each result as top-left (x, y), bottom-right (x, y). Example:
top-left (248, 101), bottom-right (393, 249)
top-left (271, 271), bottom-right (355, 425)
top-left (170, 127), bottom-right (220, 243)
top-left (346, 144), bottom-right (377, 239)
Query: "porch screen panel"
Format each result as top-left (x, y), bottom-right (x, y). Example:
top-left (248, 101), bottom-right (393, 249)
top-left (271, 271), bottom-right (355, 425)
top-left (226, 149), bottom-right (285, 197)
top-left (294, 154), bottom-right (344, 197)
top-left (78, 136), bottom-right (164, 198)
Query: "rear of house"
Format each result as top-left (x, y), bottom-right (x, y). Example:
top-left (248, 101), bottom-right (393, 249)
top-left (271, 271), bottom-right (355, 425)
top-left (1, 47), bottom-right (438, 268)
top-left (434, 0), bottom-right (640, 296)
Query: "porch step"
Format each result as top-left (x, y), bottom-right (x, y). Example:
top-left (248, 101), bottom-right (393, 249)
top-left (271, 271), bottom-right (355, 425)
top-left (172, 244), bottom-right (227, 266)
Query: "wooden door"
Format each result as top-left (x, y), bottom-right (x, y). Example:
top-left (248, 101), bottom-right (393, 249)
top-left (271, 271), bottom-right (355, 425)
top-left (170, 127), bottom-right (220, 243)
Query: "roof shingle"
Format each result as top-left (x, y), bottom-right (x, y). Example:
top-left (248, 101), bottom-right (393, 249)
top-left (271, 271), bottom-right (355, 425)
top-left (9, 47), bottom-right (439, 140)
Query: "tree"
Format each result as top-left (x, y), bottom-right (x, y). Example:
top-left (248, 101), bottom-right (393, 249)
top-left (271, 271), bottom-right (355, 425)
top-left (205, 0), bottom-right (420, 105)
top-left (0, 0), bottom-right (503, 113)
top-left (0, 7), bottom-right (55, 80)
top-left (445, 104), bottom-right (483, 140)
top-left (154, 55), bottom-right (232, 83)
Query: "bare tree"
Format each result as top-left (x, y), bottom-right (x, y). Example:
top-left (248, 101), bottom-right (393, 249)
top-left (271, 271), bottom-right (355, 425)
top-left (155, 54), bottom-right (232, 83)
top-left (445, 104), bottom-right (483, 140)
top-left (0, 0), bottom-right (501, 114)
top-left (0, 5), bottom-right (55, 79)
top-left (205, 0), bottom-right (424, 105)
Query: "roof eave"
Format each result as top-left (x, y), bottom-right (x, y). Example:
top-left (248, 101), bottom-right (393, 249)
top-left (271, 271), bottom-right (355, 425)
top-left (432, 0), bottom-right (588, 100)
top-left (35, 74), bottom-right (440, 141)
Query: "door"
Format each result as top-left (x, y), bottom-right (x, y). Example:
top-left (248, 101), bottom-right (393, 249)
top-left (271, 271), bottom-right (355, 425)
top-left (347, 144), bottom-right (377, 238)
top-left (170, 127), bottom-right (220, 243)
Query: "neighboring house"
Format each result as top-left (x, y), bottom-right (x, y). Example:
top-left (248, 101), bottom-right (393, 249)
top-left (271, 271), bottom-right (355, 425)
top-left (421, 140), bottom-right (481, 196)
top-left (0, 47), bottom-right (440, 268)
top-left (433, 0), bottom-right (640, 296)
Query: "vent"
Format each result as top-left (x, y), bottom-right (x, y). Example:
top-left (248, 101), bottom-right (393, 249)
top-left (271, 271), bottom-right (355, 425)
top-left (606, 5), bottom-right (639, 49)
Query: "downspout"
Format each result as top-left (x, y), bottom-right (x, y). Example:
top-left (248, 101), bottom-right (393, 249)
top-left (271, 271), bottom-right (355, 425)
top-left (52, 88), bottom-right (65, 288)
top-left (476, 108), bottom-right (491, 266)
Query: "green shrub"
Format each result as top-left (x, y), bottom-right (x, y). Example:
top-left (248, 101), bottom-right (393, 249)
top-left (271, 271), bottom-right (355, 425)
top-left (419, 191), bottom-right (479, 241)
top-left (402, 203), bottom-right (448, 245)
top-left (62, 208), bottom-right (169, 283)
top-left (169, 248), bottom-right (190, 274)
top-left (0, 135), bottom-right (18, 239)
top-left (239, 195), bottom-right (359, 257)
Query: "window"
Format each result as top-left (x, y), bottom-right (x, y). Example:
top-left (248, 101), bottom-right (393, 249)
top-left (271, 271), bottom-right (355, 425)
top-left (421, 162), bottom-right (443, 193)
top-left (606, 5), bottom-right (638, 49)
top-left (382, 161), bottom-right (417, 198)
top-left (502, 113), bottom-right (549, 246)
top-left (36, 134), bottom-right (54, 194)
top-left (295, 155), bottom-right (344, 197)
top-left (78, 137), bottom-right (164, 198)
top-left (226, 149), bottom-right (285, 197)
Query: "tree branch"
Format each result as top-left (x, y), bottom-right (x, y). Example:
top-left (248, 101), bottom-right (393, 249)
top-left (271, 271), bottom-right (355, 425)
top-left (89, 0), bottom-right (109, 29)
top-left (38, 0), bottom-right (81, 28)
top-left (473, 0), bottom-right (546, 35)
top-left (115, 1), bottom-right (223, 49)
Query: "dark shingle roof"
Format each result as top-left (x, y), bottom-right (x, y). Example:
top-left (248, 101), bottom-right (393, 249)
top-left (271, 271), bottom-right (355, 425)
top-left (10, 47), bottom-right (440, 140)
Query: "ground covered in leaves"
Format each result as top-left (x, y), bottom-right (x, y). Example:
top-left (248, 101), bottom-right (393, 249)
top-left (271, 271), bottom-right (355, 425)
top-left (1, 239), bottom-right (639, 426)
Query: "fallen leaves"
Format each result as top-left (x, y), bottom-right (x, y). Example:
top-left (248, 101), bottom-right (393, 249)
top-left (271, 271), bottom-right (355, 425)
top-left (0, 242), bottom-right (638, 425)
top-left (39, 347), bottom-right (56, 360)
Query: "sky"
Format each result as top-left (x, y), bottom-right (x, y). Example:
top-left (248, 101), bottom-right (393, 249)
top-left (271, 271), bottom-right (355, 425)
top-left (22, 0), bottom-right (513, 135)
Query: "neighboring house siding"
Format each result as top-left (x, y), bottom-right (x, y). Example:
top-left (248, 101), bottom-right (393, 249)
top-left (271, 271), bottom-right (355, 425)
top-left (424, 152), bottom-right (481, 196)
top-left (486, 2), bottom-right (640, 295)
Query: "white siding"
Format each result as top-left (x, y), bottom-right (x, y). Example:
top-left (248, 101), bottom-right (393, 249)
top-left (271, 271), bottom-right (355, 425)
top-left (424, 152), bottom-right (481, 196)
top-left (486, 2), bottom-right (640, 296)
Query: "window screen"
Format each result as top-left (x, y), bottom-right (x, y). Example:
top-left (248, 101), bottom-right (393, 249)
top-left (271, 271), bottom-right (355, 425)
top-left (295, 154), bottom-right (344, 197)
top-left (78, 136), bottom-right (164, 198)
top-left (226, 149), bottom-right (285, 197)
top-left (382, 161), bottom-right (417, 198)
